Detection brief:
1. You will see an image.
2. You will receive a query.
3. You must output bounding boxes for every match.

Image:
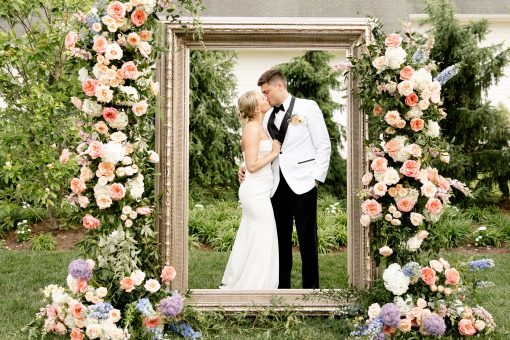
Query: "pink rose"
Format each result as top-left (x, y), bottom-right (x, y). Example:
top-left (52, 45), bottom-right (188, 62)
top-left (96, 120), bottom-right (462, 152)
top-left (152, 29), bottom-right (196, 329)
top-left (97, 162), bottom-right (115, 177)
top-left (120, 277), bottom-right (135, 292)
top-left (95, 121), bottom-right (109, 134)
top-left (70, 178), bottom-right (86, 195)
top-left (161, 265), bottom-right (176, 284)
top-left (458, 319), bottom-right (477, 336)
top-left (82, 79), bottom-right (99, 96)
top-left (65, 31), bottom-right (78, 49)
top-left (384, 138), bottom-right (402, 155)
top-left (400, 160), bottom-right (420, 177)
top-left (385, 33), bottom-right (402, 48)
top-left (400, 66), bottom-right (414, 80)
top-left (136, 207), bottom-right (152, 215)
top-left (444, 268), bottom-right (460, 285)
top-left (420, 267), bottom-right (436, 286)
top-left (107, 1), bottom-right (126, 19)
top-left (77, 278), bottom-right (88, 293)
top-left (425, 197), bottom-right (443, 215)
top-left (127, 32), bottom-right (141, 46)
top-left (70, 328), bottom-right (84, 340)
top-left (96, 195), bottom-right (113, 209)
top-left (361, 199), bottom-right (382, 217)
top-left (82, 214), bottom-right (100, 229)
top-left (131, 8), bottom-right (148, 27)
top-left (92, 36), bottom-right (108, 54)
top-left (109, 183), bottom-right (126, 200)
top-left (132, 100), bottom-right (148, 116)
top-left (405, 93), bottom-right (419, 107)
top-left (59, 148), bottom-right (71, 164)
top-left (87, 141), bottom-right (104, 159)
top-left (139, 30), bottom-right (152, 41)
top-left (410, 118), bottom-right (425, 132)
top-left (370, 157), bottom-right (388, 174)
top-left (70, 303), bottom-right (85, 319)
top-left (102, 107), bottom-right (118, 123)
top-left (120, 61), bottom-right (138, 79)
top-left (396, 197), bottom-right (415, 212)
top-left (373, 104), bottom-right (383, 116)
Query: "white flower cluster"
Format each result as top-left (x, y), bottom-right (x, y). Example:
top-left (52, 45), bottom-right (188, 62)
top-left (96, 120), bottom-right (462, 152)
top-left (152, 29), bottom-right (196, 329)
top-left (383, 263), bottom-right (410, 295)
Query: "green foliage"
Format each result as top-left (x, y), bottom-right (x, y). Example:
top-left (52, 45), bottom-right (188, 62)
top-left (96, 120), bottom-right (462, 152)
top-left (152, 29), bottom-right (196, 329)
top-left (0, 201), bottom-right (44, 237)
top-left (31, 233), bottom-right (57, 251)
top-left (189, 50), bottom-right (242, 189)
top-left (15, 220), bottom-right (31, 243)
top-left (423, 0), bottom-right (510, 202)
top-left (429, 208), bottom-right (472, 249)
top-left (276, 51), bottom-right (347, 198)
top-left (0, 0), bottom-right (93, 227)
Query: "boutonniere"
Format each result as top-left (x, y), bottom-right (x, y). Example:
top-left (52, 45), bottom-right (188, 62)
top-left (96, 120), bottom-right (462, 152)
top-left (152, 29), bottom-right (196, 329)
top-left (287, 114), bottom-right (305, 126)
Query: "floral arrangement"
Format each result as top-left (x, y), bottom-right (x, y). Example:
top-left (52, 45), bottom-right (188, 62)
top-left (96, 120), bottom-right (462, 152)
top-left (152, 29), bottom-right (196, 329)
top-left (350, 257), bottom-right (496, 338)
top-left (27, 0), bottom-right (204, 338)
top-left (347, 20), bottom-right (496, 338)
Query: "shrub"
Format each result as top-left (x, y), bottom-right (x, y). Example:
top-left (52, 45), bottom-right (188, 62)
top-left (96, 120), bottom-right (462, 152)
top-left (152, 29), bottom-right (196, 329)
top-left (31, 233), bottom-right (57, 251)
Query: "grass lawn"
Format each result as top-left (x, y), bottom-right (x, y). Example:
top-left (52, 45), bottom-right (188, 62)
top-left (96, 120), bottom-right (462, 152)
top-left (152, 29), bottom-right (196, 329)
top-left (1, 249), bottom-right (509, 339)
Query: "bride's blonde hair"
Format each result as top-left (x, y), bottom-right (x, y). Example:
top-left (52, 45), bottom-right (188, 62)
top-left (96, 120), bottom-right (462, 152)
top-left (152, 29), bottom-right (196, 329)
top-left (237, 90), bottom-right (258, 123)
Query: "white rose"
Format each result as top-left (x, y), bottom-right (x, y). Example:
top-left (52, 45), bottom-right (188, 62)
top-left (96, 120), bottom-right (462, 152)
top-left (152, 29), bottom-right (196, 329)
top-left (368, 303), bottom-right (381, 319)
top-left (410, 68), bottom-right (433, 92)
top-left (421, 181), bottom-right (438, 198)
top-left (130, 270), bottom-right (146, 286)
top-left (406, 236), bottom-right (423, 252)
top-left (429, 260), bottom-right (444, 273)
top-left (361, 172), bottom-right (373, 186)
top-left (372, 56), bottom-right (385, 70)
top-left (382, 167), bottom-right (400, 186)
top-left (102, 141), bottom-right (126, 164)
top-left (474, 320), bottom-right (486, 331)
top-left (440, 152), bottom-right (450, 164)
top-left (425, 120), bottom-right (440, 138)
top-left (132, 100), bottom-right (148, 116)
top-left (122, 156), bottom-right (133, 165)
top-left (410, 212), bottom-right (425, 226)
top-left (373, 182), bottom-right (387, 196)
top-left (148, 150), bottom-right (159, 163)
top-left (95, 287), bottom-right (108, 298)
top-left (144, 279), bottom-right (161, 293)
top-left (384, 81), bottom-right (397, 94)
top-left (397, 81), bottom-right (414, 96)
top-left (360, 214), bottom-right (371, 227)
top-left (78, 68), bottom-right (89, 82)
top-left (125, 219), bottom-right (133, 227)
top-left (108, 309), bottom-right (122, 323)
top-left (385, 214), bottom-right (393, 221)
top-left (86, 324), bottom-right (103, 339)
top-left (416, 298), bottom-right (427, 309)
top-left (129, 211), bottom-right (138, 219)
top-left (379, 246), bottom-right (393, 257)
top-left (418, 99), bottom-right (430, 111)
top-left (110, 131), bottom-right (127, 143)
top-left (138, 41), bottom-right (152, 58)
top-left (105, 42), bottom-right (123, 60)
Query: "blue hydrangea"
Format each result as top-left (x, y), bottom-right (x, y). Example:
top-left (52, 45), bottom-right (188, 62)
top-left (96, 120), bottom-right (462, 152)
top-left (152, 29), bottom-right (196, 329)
top-left (350, 316), bottom-right (383, 337)
top-left (412, 48), bottom-right (427, 64)
top-left (468, 259), bottom-right (495, 271)
top-left (87, 302), bottom-right (113, 319)
top-left (402, 261), bottom-right (421, 278)
top-left (433, 65), bottom-right (458, 85)
top-left (136, 298), bottom-right (155, 317)
top-left (170, 322), bottom-right (202, 339)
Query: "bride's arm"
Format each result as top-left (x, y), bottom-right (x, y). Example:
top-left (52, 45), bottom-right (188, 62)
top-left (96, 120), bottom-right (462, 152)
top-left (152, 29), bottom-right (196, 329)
top-left (243, 124), bottom-right (280, 173)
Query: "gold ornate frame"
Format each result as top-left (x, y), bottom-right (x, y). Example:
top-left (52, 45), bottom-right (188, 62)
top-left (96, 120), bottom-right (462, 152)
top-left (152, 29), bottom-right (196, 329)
top-left (155, 17), bottom-right (372, 312)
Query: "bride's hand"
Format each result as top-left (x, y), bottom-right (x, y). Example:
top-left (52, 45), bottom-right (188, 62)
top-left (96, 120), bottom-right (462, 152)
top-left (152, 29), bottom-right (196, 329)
top-left (271, 139), bottom-right (281, 155)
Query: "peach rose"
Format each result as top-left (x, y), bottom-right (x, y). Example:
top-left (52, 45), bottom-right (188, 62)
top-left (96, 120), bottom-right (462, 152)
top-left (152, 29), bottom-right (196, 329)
top-left (95, 86), bottom-right (113, 103)
top-left (405, 93), bottom-right (419, 107)
top-left (109, 183), bottom-right (126, 200)
top-left (410, 118), bottom-right (425, 132)
top-left (383, 325), bottom-right (397, 336)
top-left (87, 141), bottom-right (104, 159)
top-left (161, 265), bottom-right (176, 284)
top-left (444, 268), bottom-right (460, 285)
top-left (120, 61), bottom-right (138, 79)
top-left (384, 138), bottom-right (402, 155)
top-left (458, 318), bottom-right (477, 336)
top-left (107, 1), bottom-right (126, 19)
top-left (371, 157), bottom-right (388, 174)
top-left (385, 33), bottom-right (402, 47)
top-left (397, 80), bottom-right (414, 96)
top-left (400, 66), bottom-right (415, 80)
top-left (399, 318), bottom-right (412, 333)
top-left (127, 32), bottom-right (140, 46)
top-left (132, 100), bottom-right (148, 116)
top-left (388, 187), bottom-right (398, 197)
top-left (427, 167), bottom-right (440, 182)
top-left (65, 31), bottom-right (78, 49)
top-left (396, 197), bottom-right (415, 212)
top-left (131, 8), bottom-right (148, 27)
top-left (373, 182), bottom-right (387, 197)
top-left (361, 199), bottom-right (382, 217)
top-left (384, 110), bottom-right (401, 127)
top-left (420, 267), bottom-right (436, 286)
top-left (400, 160), bottom-right (420, 178)
top-left (82, 214), bottom-right (101, 229)
top-left (139, 30), bottom-right (152, 41)
top-left (97, 162), bottom-right (115, 177)
top-left (96, 195), bottom-right (113, 209)
top-left (120, 277), bottom-right (135, 292)
top-left (70, 178), bottom-right (86, 195)
top-left (396, 119), bottom-right (406, 129)
top-left (70, 302), bottom-right (85, 319)
top-left (421, 181), bottom-right (438, 198)
top-left (373, 104), bottom-right (384, 116)
top-left (92, 36), bottom-right (108, 54)
top-left (70, 328), bottom-right (84, 340)
top-left (102, 107), bottom-right (118, 123)
top-left (425, 198), bottom-right (443, 215)
top-left (437, 176), bottom-right (450, 191)
top-left (95, 121), bottom-right (109, 134)
top-left (60, 148), bottom-right (71, 164)
top-left (136, 206), bottom-right (152, 215)
top-left (82, 79), bottom-right (99, 96)
top-left (143, 315), bottom-right (161, 328)
top-left (77, 279), bottom-right (88, 293)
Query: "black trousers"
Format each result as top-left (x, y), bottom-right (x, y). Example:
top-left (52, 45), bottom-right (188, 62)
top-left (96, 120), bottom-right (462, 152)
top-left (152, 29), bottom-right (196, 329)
top-left (271, 171), bottom-right (319, 289)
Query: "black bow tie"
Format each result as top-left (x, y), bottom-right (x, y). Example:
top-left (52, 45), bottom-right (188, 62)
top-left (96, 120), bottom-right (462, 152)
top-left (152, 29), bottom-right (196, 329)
top-left (273, 104), bottom-right (285, 113)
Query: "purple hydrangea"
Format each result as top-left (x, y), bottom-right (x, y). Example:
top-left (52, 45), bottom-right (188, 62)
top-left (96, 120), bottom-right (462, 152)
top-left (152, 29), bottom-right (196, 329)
top-left (379, 303), bottom-right (401, 328)
top-left (158, 292), bottom-right (184, 317)
top-left (422, 313), bottom-right (446, 336)
top-left (68, 259), bottom-right (92, 281)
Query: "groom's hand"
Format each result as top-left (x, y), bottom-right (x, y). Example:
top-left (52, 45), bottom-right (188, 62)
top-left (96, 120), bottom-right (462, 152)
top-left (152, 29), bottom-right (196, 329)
top-left (238, 165), bottom-right (246, 183)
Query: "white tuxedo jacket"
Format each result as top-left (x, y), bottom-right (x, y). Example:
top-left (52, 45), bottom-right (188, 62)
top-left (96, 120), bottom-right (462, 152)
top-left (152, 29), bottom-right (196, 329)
top-left (263, 95), bottom-right (331, 196)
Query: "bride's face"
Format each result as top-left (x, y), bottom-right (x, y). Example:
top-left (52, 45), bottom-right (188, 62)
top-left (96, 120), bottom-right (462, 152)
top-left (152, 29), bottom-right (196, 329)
top-left (256, 94), bottom-right (271, 114)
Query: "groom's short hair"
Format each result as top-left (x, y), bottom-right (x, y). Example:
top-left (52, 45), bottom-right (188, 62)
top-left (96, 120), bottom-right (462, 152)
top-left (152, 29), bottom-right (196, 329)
top-left (257, 69), bottom-right (287, 88)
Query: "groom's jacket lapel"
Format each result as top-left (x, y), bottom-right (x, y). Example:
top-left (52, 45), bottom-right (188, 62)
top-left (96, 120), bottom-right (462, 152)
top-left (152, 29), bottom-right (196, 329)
top-left (277, 96), bottom-right (296, 144)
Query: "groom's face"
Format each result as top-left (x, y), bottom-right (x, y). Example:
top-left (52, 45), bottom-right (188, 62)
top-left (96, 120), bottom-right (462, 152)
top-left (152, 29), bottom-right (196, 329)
top-left (260, 81), bottom-right (285, 107)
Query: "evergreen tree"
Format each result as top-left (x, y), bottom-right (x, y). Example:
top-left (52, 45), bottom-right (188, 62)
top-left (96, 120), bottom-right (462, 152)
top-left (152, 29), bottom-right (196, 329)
top-left (277, 51), bottom-right (347, 197)
top-left (189, 50), bottom-right (241, 191)
top-left (423, 0), bottom-right (510, 202)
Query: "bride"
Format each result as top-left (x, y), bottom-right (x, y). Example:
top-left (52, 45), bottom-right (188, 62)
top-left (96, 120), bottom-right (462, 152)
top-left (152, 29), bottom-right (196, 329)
top-left (220, 90), bottom-right (280, 289)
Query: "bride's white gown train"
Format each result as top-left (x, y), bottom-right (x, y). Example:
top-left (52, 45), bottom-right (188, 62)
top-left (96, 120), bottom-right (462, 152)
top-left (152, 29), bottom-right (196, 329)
top-left (220, 140), bottom-right (279, 289)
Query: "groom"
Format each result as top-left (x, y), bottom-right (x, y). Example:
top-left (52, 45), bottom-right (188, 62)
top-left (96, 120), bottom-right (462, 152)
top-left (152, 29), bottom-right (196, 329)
top-left (241, 69), bottom-right (331, 289)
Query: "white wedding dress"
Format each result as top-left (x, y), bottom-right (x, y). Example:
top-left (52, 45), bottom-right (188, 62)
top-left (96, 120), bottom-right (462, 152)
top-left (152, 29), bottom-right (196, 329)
top-left (220, 139), bottom-right (279, 289)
